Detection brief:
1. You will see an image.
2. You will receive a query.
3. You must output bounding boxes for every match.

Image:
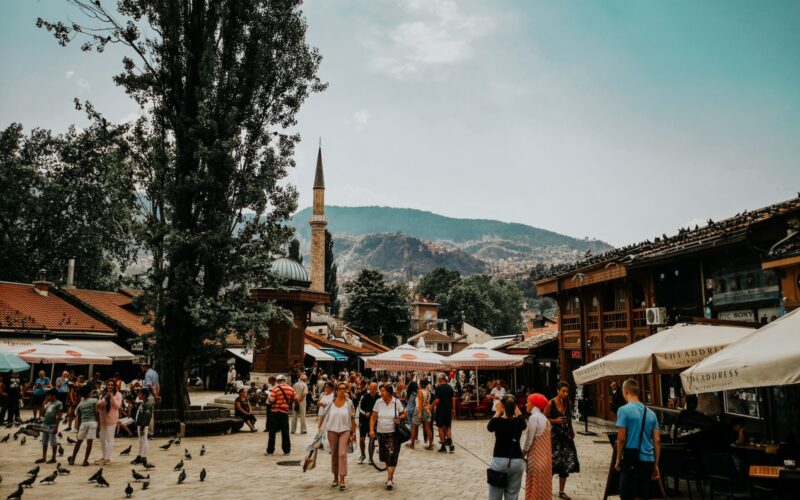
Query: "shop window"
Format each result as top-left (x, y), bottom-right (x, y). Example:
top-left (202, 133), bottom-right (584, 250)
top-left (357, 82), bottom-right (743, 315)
top-left (603, 283), bottom-right (626, 312)
top-left (724, 388), bottom-right (760, 418)
top-left (563, 295), bottom-right (580, 315)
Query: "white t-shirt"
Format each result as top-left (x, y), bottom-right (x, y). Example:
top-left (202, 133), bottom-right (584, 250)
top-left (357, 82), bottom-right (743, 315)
top-left (490, 387), bottom-right (506, 400)
top-left (318, 392), bottom-right (334, 413)
top-left (227, 369), bottom-right (236, 384)
top-left (373, 397), bottom-right (404, 434)
top-left (326, 399), bottom-right (354, 433)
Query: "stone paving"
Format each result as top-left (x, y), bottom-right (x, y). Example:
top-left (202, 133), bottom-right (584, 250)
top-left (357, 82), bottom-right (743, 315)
top-left (0, 393), bottom-right (689, 499)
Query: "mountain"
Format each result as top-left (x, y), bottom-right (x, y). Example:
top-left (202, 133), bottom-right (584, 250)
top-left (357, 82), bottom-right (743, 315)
top-left (289, 206), bottom-right (613, 280)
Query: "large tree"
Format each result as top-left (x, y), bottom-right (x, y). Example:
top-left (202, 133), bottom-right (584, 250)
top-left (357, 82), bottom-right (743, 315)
top-left (0, 118), bottom-right (137, 289)
top-left (343, 268), bottom-right (410, 346)
top-left (40, 0), bottom-right (325, 411)
top-left (324, 229), bottom-right (339, 315)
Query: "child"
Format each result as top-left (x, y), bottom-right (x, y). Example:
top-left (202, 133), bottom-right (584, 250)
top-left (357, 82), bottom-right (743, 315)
top-left (131, 388), bottom-right (154, 465)
top-left (37, 389), bottom-right (63, 464)
top-left (69, 387), bottom-right (99, 466)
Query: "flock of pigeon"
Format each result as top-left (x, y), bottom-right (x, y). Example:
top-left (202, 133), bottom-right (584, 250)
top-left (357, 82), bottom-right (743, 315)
top-left (1, 420), bottom-right (209, 499)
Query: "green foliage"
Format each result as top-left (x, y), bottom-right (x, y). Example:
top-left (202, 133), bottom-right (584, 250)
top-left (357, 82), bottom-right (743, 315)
top-left (41, 0), bottom-right (325, 411)
top-left (343, 269), bottom-right (410, 346)
top-left (418, 267), bottom-right (524, 336)
top-left (288, 239), bottom-right (303, 264)
top-left (324, 229), bottom-right (339, 315)
top-left (0, 120), bottom-right (137, 289)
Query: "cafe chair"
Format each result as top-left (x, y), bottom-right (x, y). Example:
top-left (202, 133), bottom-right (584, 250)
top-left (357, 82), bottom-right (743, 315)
top-left (660, 444), bottom-right (704, 500)
top-left (456, 398), bottom-right (474, 419)
top-left (701, 453), bottom-right (750, 500)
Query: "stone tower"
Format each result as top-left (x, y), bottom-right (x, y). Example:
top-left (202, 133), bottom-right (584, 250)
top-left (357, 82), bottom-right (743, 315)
top-left (310, 145), bottom-right (327, 294)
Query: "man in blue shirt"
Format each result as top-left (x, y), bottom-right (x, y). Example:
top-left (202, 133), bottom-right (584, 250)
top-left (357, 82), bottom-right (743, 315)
top-left (32, 370), bottom-right (52, 421)
top-left (141, 363), bottom-right (160, 402)
top-left (614, 378), bottom-right (661, 500)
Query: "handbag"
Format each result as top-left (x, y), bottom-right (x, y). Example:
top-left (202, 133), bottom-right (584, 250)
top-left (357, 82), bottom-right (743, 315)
top-left (621, 404), bottom-right (648, 470)
top-left (487, 458), bottom-right (511, 488)
top-left (302, 447), bottom-right (318, 472)
top-left (394, 399), bottom-right (411, 443)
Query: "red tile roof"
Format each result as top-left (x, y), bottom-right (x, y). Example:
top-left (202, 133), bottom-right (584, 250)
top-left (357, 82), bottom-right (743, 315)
top-left (0, 282), bottom-right (113, 334)
top-left (63, 289), bottom-right (153, 336)
top-left (304, 330), bottom-right (379, 355)
top-left (407, 329), bottom-right (454, 343)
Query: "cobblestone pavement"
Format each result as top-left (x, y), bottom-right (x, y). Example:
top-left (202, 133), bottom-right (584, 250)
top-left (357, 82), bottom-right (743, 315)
top-left (0, 393), bottom-right (690, 499)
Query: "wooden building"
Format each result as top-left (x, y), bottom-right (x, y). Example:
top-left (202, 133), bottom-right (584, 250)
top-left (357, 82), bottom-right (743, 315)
top-left (535, 197), bottom-right (800, 421)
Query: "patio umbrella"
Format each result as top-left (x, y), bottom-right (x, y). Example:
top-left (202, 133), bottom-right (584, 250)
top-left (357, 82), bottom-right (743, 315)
top-left (10, 338), bottom-right (113, 365)
top-left (0, 351), bottom-right (30, 373)
top-left (364, 343), bottom-right (446, 371)
top-left (681, 308), bottom-right (800, 394)
top-left (446, 344), bottom-right (525, 369)
top-left (572, 323), bottom-right (755, 385)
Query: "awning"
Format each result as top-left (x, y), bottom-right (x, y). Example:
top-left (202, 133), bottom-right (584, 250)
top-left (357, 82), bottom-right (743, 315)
top-left (305, 344), bottom-right (334, 361)
top-left (227, 348), bottom-right (253, 364)
top-left (322, 349), bottom-right (349, 362)
top-left (67, 340), bottom-right (137, 361)
top-left (10, 339), bottom-right (113, 365)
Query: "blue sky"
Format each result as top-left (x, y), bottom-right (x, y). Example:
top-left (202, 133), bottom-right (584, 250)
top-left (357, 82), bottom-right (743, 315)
top-left (1, 0), bottom-right (799, 246)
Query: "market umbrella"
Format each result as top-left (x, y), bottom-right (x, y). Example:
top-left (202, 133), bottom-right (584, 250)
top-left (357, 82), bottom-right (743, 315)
top-left (572, 323), bottom-right (755, 385)
top-left (445, 344), bottom-right (525, 369)
top-left (10, 338), bottom-right (113, 365)
top-left (0, 351), bottom-right (30, 373)
top-left (364, 343), bottom-right (446, 371)
top-left (681, 308), bottom-right (800, 394)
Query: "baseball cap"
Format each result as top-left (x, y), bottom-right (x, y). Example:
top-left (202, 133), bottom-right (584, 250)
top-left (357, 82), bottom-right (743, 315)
top-left (322, 374), bottom-right (328, 379)
top-left (276, 374), bottom-right (286, 381)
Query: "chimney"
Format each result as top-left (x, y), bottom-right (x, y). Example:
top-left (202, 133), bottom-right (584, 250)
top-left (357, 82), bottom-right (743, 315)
top-left (65, 258), bottom-right (76, 289)
top-left (33, 268), bottom-right (50, 296)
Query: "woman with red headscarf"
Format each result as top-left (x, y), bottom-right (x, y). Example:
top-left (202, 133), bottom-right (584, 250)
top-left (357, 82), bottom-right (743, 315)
top-left (523, 393), bottom-right (551, 500)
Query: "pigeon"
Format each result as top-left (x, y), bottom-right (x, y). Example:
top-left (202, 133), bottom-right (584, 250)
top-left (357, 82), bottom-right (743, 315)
top-left (96, 475), bottom-right (110, 488)
top-left (66, 437), bottom-right (76, 445)
top-left (173, 459), bottom-right (183, 471)
top-left (26, 466), bottom-right (39, 477)
top-left (1, 434), bottom-right (9, 443)
top-left (20, 436), bottom-right (26, 446)
top-left (39, 470), bottom-right (57, 484)
top-left (132, 470), bottom-right (146, 482)
top-left (6, 484), bottom-right (23, 500)
top-left (159, 440), bottom-right (174, 451)
top-left (142, 477), bottom-right (150, 490)
top-left (199, 445), bottom-right (205, 456)
top-left (199, 468), bottom-right (206, 482)
top-left (125, 482), bottom-right (133, 498)
top-left (13, 433), bottom-right (18, 440)
top-left (121, 445), bottom-right (132, 456)
top-left (174, 437), bottom-right (181, 446)
top-left (184, 449), bottom-right (192, 460)
top-left (88, 468), bottom-right (103, 482)
top-left (142, 460), bottom-right (155, 470)
top-left (19, 475), bottom-right (36, 488)
top-left (57, 432), bottom-right (63, 438)
top-left (56, 463), bottom-right (70, 475)
top-left (57, 444), bottom-right (64, 456)
top-left (177, 469), bottom-right (186, 484)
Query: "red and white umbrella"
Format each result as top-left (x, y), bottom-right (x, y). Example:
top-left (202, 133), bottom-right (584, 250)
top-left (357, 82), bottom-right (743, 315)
top-left (10, 338), bottom-right (113, 365)
top-left (446, 344), bottom-right (525, 369)
top-left (364, 343), bottom-right (446, 371)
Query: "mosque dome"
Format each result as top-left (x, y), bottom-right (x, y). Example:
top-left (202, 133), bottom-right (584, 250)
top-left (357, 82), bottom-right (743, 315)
top-left (271, 257), bottom-right (311, 288)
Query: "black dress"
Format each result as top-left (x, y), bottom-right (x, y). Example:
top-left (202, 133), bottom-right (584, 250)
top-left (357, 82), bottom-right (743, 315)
top-left (548, 399), bottom-right (580, 477)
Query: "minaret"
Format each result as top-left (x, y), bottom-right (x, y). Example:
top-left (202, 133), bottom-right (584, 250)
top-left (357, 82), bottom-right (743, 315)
top-left (310, 144), bottom-right (327, 294)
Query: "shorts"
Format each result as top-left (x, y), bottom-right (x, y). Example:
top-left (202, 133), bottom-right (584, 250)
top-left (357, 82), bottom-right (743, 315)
top-left (619, 460), bottom-right (655, 500)
top-left (435, 410), bottom-right (452, 428)
top-left (77, 421), bottom-right (98, 440)
top-left (40, 425), bottom-right (58, 447)
top-left (358, 415), bottom-right (370, 437)
top-left (32, 394), bottom-right (45, 407)
top-left (119, 417), bottom-right (135, 426)
top-left (413, 409), bottom-right (431, 425)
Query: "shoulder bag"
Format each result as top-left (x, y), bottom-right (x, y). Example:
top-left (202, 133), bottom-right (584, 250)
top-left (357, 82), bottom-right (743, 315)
top-left (394, 399), bottom-right (411, 443)
top-left (487, 457), bottom-right (511, 488)
top-left (621, 405), bottom-right (648, 470)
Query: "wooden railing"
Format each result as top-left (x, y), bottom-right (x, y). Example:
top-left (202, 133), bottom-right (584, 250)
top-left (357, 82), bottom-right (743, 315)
top-left (602, 311), bottom-right (628, 330)
top-left (563, 314), bottom-right (580, 332)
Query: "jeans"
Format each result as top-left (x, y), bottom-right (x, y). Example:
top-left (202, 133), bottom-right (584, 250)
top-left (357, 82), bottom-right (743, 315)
top-left (488, 457), bottom-right (526, 500)
top-left (267, 412), bottom-right (290, 454)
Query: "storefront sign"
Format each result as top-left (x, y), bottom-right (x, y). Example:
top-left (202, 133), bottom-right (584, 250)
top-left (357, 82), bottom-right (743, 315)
top-left (570, 350), bottom-right (582, 360)
top-left (718, 310), bottom-right (756, 322)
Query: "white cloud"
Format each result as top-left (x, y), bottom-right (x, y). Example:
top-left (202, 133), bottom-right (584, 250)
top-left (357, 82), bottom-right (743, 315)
top-left (364, 0), bottom-right (494, 79)
top-left (353, 109), bottom-right (369, 131)
top-left (65, 70), bottom-right (75, 80)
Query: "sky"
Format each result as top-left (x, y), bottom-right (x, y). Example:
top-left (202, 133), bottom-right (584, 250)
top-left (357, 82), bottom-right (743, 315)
top-left (1, 0), bottom-right (799, 246)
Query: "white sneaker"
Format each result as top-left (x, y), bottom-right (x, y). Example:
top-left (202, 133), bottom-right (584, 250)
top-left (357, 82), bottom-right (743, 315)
top-left (386, 480), bottom-right (393, 490)
top-left (358, 455), bottom-right (366, 464)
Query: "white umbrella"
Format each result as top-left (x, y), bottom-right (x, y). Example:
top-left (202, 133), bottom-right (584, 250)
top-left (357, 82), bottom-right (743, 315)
top-left (364, 343), bottom-right (446, 371)
top-left (573, 323), bottom-right (755, 385)
top-left (446, 344), bottom-right (525, 369)
top-left (681, 309), bottom-right (800, 394)
top-left (11, 338), bottom-right (113, 365)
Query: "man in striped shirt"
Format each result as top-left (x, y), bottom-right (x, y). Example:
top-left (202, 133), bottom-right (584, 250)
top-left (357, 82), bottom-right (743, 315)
top-left (267, 374), bottom-right (296, 455)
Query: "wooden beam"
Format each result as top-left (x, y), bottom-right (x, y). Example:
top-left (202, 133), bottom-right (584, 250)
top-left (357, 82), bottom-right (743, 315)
top-left (762, 255), bottom-right (800, 269)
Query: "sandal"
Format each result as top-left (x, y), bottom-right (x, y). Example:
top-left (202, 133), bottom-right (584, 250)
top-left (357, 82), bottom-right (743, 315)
top-left (339, 483), bottom-right (346, 491)
top-left (331, 479), bottom-right (339, 487)
top-left (404, 443), bottom-right (414, 449)
top-left (558, 492), bottom-right (571, 500)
